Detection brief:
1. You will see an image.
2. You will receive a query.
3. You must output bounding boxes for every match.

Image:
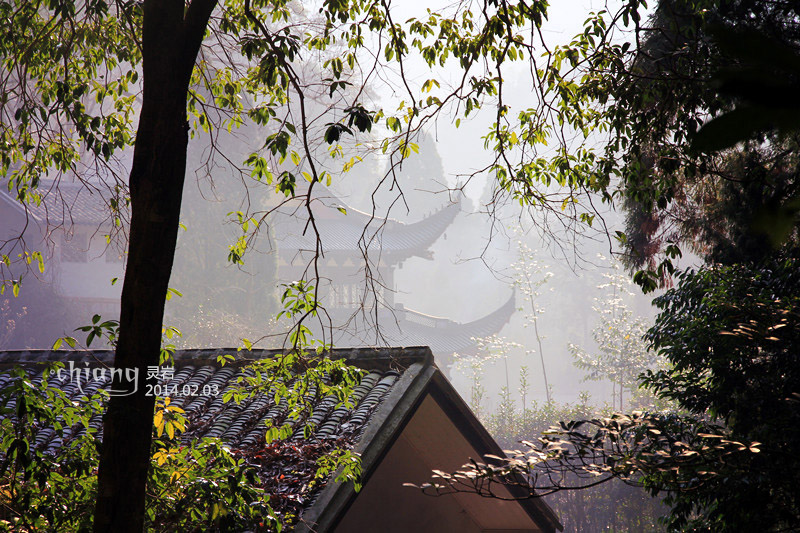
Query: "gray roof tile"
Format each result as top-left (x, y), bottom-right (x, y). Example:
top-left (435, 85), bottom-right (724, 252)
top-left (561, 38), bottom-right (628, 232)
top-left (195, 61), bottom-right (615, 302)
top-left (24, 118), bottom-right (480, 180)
top-left (0, 347), bottom-right (432, 526)
top-left (0, 348), bottom-right (418, 454)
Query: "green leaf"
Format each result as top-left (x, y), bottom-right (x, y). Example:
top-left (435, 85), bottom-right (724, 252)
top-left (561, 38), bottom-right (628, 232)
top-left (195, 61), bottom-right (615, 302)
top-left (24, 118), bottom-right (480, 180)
top-left (752, 196), bottom-right (800, 248)
top-left (691, 106), bottom-right (800, 152)
top-left (165, 287), bottom-right (183, 301)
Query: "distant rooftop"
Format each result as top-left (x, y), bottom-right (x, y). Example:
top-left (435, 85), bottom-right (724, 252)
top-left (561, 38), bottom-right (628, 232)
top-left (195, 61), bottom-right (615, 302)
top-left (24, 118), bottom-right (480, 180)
top-left (331, 293), bottom-right (516, 357)
top-left (272, 188), bottom-right (461, 260)
top-left (0, 180), bottom-right (123, 226)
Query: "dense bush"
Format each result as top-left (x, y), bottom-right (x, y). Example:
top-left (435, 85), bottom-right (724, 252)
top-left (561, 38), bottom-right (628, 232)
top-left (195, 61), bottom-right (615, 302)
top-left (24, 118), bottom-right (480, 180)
top-left (640, 254), bottom-right (800, 530)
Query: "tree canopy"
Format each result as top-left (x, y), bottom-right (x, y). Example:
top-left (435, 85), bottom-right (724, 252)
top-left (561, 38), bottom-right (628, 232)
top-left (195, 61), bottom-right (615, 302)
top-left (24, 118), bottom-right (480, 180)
top-left (608, 0), bottom-right (800, 281)
top-left (642, 254), bottom-right (800, 530)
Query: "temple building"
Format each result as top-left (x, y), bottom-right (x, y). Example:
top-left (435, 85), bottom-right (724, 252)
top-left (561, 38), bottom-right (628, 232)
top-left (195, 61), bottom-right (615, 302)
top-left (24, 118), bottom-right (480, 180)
top-left (1, 182), bottom-right (514, 368)
top-left (0, 183), bottom-right (125, 347)
top-left (270, 188), bottom-right (515, 370)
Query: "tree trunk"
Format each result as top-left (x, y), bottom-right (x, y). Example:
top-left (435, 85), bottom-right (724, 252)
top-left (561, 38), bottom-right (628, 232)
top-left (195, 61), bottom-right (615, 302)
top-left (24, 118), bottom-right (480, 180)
top-left (93, 1), bottom-right (216, 531)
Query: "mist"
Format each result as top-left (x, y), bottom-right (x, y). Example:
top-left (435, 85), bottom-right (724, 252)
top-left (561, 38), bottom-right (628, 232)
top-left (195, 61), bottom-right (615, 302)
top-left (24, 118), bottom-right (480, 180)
top-left (0, 0), bottom-right (670, 415)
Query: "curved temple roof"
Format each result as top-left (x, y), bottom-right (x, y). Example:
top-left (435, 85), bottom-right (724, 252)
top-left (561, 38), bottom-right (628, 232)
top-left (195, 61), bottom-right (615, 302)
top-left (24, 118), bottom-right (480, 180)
top-left (330, 292), bottom-right (517, 357)
top-left (273, 188), bottom-right (515, 365)
top-left (273, 191), bottom-right (462, 262)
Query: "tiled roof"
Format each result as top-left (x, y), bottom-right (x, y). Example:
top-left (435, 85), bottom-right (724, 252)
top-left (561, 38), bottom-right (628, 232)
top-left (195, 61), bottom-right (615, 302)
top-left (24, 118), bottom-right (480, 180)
top-left (330, 293), bottom-right (516, 357)
top-left (174, 363), bottom-right (399, 448)
top-left (0, 181), bottom-right (119, 226)
top-left (0, 348), bottom-right (419, 521)
top-left (0, 348), bottom-right (409, 450)
top-left (0, 347), bottom-right (562, 532)
top-left (272, 191), bottom-right (461, 260)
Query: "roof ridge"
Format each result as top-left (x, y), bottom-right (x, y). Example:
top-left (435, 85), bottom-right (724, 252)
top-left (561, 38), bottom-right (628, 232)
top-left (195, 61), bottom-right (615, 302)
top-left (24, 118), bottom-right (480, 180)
top-left (0, 346), bottom-right (433, 372)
